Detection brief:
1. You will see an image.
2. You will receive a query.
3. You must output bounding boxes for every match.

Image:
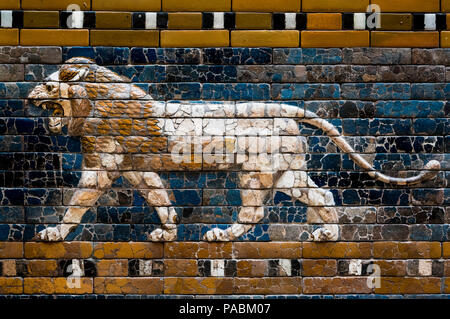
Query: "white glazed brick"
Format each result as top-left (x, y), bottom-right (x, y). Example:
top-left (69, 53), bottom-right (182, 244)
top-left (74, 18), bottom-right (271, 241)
top-left (353, 13), bottom-right (366, 30)
top-left (285, 13), bottom-right (297, 30)
top-left (424, 14), bottom-right (436, 31)
top-left (145, 13), bottom-right (157, 29)
top-left (211, 260), bottom-right (225, 277)
top-left (213, 12), bottom-right (224, 29)
top-left (1, 11), bottom-right (13, 28)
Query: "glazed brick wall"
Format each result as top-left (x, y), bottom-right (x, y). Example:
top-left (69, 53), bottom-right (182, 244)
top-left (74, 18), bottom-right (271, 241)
top-left (0, 46), bottom-right (448, 298)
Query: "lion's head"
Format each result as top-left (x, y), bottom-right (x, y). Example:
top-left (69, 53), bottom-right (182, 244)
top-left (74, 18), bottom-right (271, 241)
top-left (28, 57), bottom-right (149, 135)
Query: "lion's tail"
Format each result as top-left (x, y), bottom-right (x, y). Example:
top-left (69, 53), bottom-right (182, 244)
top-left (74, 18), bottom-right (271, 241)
top-left (298, 111), bottom-right (440, 186)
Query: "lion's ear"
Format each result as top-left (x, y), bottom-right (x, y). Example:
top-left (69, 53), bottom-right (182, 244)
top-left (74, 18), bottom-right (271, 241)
top-left (59, 65), bottom-right (89, 82)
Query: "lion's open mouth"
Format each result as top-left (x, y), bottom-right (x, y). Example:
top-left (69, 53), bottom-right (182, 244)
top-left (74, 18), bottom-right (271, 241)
top-left (34, 100), bottom-right (65, 116)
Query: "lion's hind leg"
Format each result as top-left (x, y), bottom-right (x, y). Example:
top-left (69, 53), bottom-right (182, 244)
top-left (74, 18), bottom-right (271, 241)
top-left (123, 171), bottom-right (178, 241)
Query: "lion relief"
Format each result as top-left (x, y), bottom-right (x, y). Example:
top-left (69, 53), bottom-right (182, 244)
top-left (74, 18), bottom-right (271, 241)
top-left (27, 57), bottom-right (440, 242)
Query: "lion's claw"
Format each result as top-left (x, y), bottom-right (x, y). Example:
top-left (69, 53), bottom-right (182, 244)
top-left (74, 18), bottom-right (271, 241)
top-left (149, 224), bottom-right (177, 241)
top-left (33, 226), bottom-right (64, 241)
top-left (203, 228), bottom-right (230, 242)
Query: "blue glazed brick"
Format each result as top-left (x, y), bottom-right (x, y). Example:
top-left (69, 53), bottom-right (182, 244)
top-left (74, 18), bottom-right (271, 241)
top-left (180, 206), bottom-right (237, 224)
top-left (177, 224), bottom-right (202, 241)
top-left (203, 189), bottom-right (241, 206)
top-left (24, 135), bottom-right (81, 152)
top-left (26, 171), bottom-right (63, 188)
top-left (0, 171), bottom-right (23, 187)
top-left (0, 207), bottom-right (24, 223)
top-left (271, 84), bottom-right (340, 100)
top-left (307, 154), bottom-right (341, 170)
top-left (0, 82), bottom-right (37, 99)
top-left (342, 119), bottom-right (412, 136)
top-left (411, 83), bottom-right (450, 99)
top-left (131, 48), bottom-right (201, 64)
top-left (63, 47), bottom-right (130, 65)
top-left (0, 224), bottom-right (24, 241)
top-left (167, 65), bottom-right (237, 83)
top-left (108, 65), bottom-right (166, 82)
top-left (25, 206), bottom-right (64, 223)
top-left (202, 83), bottom-right (270, 100)
top-left (0, 136), bottom-right (22, 152)
top-left (62, 154), bottom-right (83, 170)
top-left (25, 64), bottom-right (59, 81)
top-left (130, 224), bottom-right (159, 241)
top-left (62, 171), bottom-right (81, 187)
top-left (375, 101), bottom-right (445, 117)
top-left (25, 188), bottom-right (62, 206)
top-left (410, 224), bottom-right (449, 241)
top-left (0, 189), bottom-right (24, 206)
top-left (273, 48), bottom-right (342, 64)
top-left (341, 83), bottom-right (411, 100)
top-left (167, 172), bottom-right (206, 189)
top-left (97, 206), bottom-right (160, 224)
top-left (173, 189), bottom-right (202, 206)
top-left (238, 224), bottom-right (270, 241)
top-left (413, 118), bottom-right (447, 135)
top-left (202, 48), bottom-right (272, 65)
top-left (0, 100), bottom-right (25, 116)
top-left (149, 83), bottom-right (201, 100)
top-left (412, 189), bottom-right (444, 205)
top-left (263, 206), bottom-right (307, 223)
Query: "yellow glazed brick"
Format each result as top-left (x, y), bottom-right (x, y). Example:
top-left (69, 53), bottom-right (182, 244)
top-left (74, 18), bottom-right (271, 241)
top-left (161, 30), bottom-right (229, 47)
top-left (374, 0), bottom-right (439, 12)
top-left (23, 11), bottom-right (60, 28)
top-left (164, 242), bottom-right (232, 259)
top-left (445, 278), bottom-right (450, 293)
top-left (163, 0), bottom-right (231, 11)
top-left (307, 13), bottom-right (342, 30)
top-left (21, 29), bottom-right (89, 46)
top-left (95, 12), bottom-right (132, 29)
top-left (371, 32), bottom-right (439, 48)
top-left (444, 242), bottom-right (450, 257)
top-left (447, 15), bottom-right (450, 29)
top-left (233, 0), bottom-right (301, 12)
top-left (94, 277), bottom-right (163, 294)
top-left (24, 242), bottom-right (93, 259)
top-left (231, 31), bottom-right (299, 47)
top-left (375, 277), bottom-right (441, 294)
top-left (93, 242), bottom-right (163, 259)
top-left (302, 0), bottom-right (368, 12)
top-left (234, 242), bottom-right (301, 259)
top-left (2, 260), bottom-right (16, 276)
top-left (164, 278), bottom-right (233, 294)
top-left (0, 29), bottom-right (19, 46)
top-left (92, 0), bottom-right (160, 11)
top-left (22, 0), bottom-right (91, 10)
top-left (0, 277), bottom-right (22, 294)
top-left (90, 30), bottom-right (159, 47)
top-left (235, 13), bottom-right (272, 30)
top-left (3, 0), bottom-right (20, 9)
top-left (374, 242), bottom-right (441, 259)
top-left (24, 278), bottom-right (92, 294)
top-left (95, 260), bottom-right (128, 276)
top-left (303, 242), bottom-right (372, 259)
top-left (444, 1), bottom-right (450, 12)
top-left (0, 242), bottom-right (23, 258)
top-left (301, 31), bottom-right (369, 48)
top-left (441, 31), bottom-right (450, 47)
top-left (378, 14), bottom-right (412, 31)
top-left (168, 13), bottom-right (203, 30)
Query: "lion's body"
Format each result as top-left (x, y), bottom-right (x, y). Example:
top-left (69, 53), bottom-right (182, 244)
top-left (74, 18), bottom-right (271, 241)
top-left (27, 57), bottom-right (439, 242)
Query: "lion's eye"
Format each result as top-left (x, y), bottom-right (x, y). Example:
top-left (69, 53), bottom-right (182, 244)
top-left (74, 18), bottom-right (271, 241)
top-left (46, 84), bottom-right (53, 91)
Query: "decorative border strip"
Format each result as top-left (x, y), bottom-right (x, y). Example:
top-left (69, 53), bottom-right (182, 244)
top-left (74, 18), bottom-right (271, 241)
top-left (0, 11), bottom-right (448, 31)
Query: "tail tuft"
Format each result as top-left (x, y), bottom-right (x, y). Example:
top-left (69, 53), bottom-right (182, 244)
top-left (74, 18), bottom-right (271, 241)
top-left (424, 160), bottom-right (440, 171)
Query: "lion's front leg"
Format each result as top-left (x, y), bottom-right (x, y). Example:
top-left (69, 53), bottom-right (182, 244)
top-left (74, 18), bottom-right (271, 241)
top-left (34, 170), bottom-right (117, 241)
top-left (123, 171), bottom-right (178, 241)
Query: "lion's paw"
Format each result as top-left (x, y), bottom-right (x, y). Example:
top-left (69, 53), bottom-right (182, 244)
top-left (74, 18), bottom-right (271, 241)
top-left (149, 224), bottom-right (177, 241)
top-left (203, 228), bottom-right (230, 242)
top-left (33, 226), bottom-right (64, 241)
